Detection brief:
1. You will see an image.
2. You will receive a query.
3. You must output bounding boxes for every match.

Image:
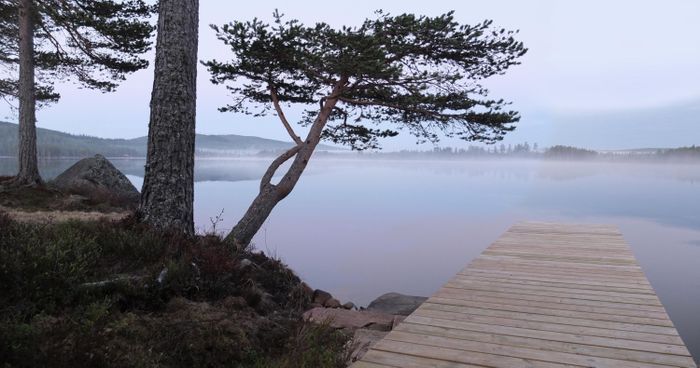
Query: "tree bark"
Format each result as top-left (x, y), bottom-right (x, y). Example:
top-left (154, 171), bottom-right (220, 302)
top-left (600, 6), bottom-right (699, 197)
top-left (225, 80), bottom-right (347, 247)
top-left (15, 0), bottom-right (41, 185)
top-left (139, 0), bottom-right (198, 235)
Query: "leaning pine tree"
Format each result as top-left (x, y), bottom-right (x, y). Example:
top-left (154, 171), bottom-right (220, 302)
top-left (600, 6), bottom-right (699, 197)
top-left (205, 11), bottom-right (527, 247)
top-left (139, 0), bottom-right (198, 235)
top-left (0, 0), bottom-right (154, 186)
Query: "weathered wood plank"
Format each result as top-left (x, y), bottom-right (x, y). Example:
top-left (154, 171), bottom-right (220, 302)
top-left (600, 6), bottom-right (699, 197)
top-left (405, 314), bottom-right (684, 349)
top-left (428, 296), bottom-right (672, 323)
top-left (410, 309), bottom-right (683, 344)
top-left (372, 339), bottom-right (577, 368)
top-left (448, 277), bottom-right (660, 300)
top-left (351, 222), bottom-right (696, 367)
top-left (386, 329), bottom-right (694, 368)
top-left (458, 270), bottom-right (654, 291)
top-left (430, 293), bottom-right (665, 319)
top-left (360, 350), bottom-right (482, 368)
top-left (350, 361), bottom-right (396, 368)
top-left (422, 299), bottom-right (673, 327)
top-left (396, 322), bottom-right (693, 367)
top-left (442, 283), bottom-right (663, 306)
top-left (436, 284), bottom-right (667, 313)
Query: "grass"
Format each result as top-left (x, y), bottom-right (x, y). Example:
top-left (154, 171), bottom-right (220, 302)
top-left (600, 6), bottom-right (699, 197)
top-left (0, 179), bottom-right (136, 213)
top-left (0, 213), bottom-right (350, 367)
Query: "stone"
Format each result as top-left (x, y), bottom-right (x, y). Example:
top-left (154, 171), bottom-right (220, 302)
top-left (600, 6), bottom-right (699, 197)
top-left (342, 301), bottom-right (356, 310)
top-left (156, 267), bottom-right (168, 285)
top-left (51, 154), bottom-right (139, 204)
top-left (349, 329), bottom-right (389, 363)
top-left (391, 315), bottom-right (406, 329)
top-left (239, 258), bottom-right (253, 270)
top-left (302, 307), bottom-right (394, 331)
top-left (312, 289), bottom-right (332, 305)
top-left (324, 297), bottom-right (341, 308)
top-left (366, 292), bottom-right (428, 316)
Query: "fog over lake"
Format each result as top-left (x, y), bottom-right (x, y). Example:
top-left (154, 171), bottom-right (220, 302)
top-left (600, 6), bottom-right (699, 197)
top-left (2, 157), bottom-right (699, 358)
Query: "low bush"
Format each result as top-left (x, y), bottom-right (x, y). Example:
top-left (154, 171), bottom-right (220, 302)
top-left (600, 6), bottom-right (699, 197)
top-left (0, 213), bottom-right (349, 367)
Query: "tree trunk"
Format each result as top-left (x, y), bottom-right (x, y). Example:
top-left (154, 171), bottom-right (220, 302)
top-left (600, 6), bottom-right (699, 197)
top-left (139, 0), bottom-right (198, 235)
top-left (15, 0), bottom-right (41, 185)
top-left (225, 81), bottom-right (346, 247)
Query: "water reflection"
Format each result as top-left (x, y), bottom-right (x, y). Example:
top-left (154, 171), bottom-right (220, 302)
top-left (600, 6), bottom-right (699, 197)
top-left (1, 157), bottom-right (699, 361)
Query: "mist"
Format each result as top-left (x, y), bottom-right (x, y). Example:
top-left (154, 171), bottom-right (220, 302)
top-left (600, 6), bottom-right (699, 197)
top-left (2, 1), bottom-right (699, 364)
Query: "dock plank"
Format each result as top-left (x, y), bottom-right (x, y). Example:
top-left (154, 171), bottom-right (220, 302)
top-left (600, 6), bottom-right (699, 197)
top-left (351, 222), bottom-right (696, 367)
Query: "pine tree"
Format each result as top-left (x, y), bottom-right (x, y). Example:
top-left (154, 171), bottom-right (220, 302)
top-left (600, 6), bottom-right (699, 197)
top-left (0, 0), bottom-right (154, 185)
top-left (139, 0), bottom-right (198, 234)
top-left (206, 11), bottom-right (527, 247)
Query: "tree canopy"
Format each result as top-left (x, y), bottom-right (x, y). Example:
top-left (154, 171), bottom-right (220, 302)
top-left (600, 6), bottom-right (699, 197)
top-left (0, 0), bottom-right (154, 106)
top-left (205, 10), bottom-right (527, 150)
top-left (205, 10), bottom-right (527, 246)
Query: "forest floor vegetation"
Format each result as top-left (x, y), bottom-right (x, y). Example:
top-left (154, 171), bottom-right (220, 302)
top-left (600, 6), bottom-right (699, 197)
top-left (0, 191), bottom-right (350, 367)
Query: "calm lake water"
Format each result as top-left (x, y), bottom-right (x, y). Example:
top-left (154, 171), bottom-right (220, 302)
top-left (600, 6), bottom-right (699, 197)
top-left (2, 157), bottom-right (699, 361)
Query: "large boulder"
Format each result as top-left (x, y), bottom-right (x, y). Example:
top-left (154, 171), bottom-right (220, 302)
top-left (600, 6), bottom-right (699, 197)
top-left (51, 154), bottom-right (139, 205)
top-left (366, 292), bottom-right (427, 316)
top-left (312, 289), bottom-right (333, 305)
top-left (324, 297), bottom-right (342, 308)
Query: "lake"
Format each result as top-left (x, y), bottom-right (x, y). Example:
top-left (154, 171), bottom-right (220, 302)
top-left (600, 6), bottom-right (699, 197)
top-left (2, 156), bottom-right (699, 361)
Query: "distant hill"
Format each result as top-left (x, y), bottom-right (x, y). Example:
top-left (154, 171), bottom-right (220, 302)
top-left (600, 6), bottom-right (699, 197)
top-left (0, 122), bottom-right (340, 157)
top-left (598, 148), bottom-right (667, 154)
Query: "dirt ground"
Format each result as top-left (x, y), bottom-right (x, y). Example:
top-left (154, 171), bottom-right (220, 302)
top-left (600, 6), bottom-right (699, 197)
top-left (0, 205), bottom-right (130, 223)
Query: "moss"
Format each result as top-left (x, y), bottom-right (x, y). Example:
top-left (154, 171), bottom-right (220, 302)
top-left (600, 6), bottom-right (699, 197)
top-left (0, 213), bottom-right (348, 367)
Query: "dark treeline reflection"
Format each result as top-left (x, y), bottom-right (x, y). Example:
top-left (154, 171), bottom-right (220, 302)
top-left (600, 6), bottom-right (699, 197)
top-left (0, 158), bottom-right (269, 183)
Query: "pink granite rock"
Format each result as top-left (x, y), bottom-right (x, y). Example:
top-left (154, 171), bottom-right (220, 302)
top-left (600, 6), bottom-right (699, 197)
top-left (302, 307), bottom-right (394, 330)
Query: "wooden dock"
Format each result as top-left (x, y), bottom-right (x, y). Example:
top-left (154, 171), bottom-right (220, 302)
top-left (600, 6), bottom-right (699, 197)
top-left (352, 222), bottom-right (697, 368)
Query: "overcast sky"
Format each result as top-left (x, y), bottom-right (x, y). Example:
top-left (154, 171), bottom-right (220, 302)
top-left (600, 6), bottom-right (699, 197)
top-left (2, 0), bottom-right (699, 150)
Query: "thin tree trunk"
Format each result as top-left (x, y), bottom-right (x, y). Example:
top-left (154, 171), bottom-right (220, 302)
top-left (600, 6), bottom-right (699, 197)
top-left (225, 80), bottom-right (347, 247)
top-left (139, 0), bottom-right (198, 235)
top-left (15, 0), bottom-right (41, 185)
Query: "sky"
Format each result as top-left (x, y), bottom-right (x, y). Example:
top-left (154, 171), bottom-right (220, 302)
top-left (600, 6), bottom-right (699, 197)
top-left (1, 0), bottom-right (699, 150)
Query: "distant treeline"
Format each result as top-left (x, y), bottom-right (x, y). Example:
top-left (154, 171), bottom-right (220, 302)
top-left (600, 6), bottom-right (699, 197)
top-left (342, 143), bottom-right (700, 161)
top-left (1, 121), bottom-right (696, 161)
top-left (656, 146), bottom-right (700, 159)
top-left (366, 142), bottom-right (541, 158)
top-left (544, 145), bottom-right (597, 159)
